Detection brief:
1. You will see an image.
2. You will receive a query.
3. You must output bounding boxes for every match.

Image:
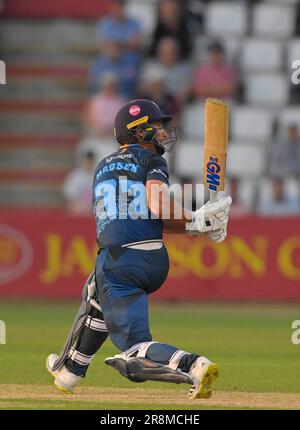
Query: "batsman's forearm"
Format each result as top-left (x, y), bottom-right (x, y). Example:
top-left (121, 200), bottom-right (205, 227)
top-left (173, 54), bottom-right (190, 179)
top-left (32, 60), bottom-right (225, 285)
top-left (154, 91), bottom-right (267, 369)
top-left (147, 180), bottom-right (193, 233)
top-left (161, 196), bottom-right (193, 233)
top-left (163, 218), bottom-right (189, 234)
top-left (159, 193), bottom-right (192, 222)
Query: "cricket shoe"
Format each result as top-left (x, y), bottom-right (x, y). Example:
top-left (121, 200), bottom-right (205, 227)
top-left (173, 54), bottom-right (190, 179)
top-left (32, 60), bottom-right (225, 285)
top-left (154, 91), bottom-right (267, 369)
top-left (188, 356), bottom-right (220, 399)
top-left (46, 353), bottom-right (81, 394)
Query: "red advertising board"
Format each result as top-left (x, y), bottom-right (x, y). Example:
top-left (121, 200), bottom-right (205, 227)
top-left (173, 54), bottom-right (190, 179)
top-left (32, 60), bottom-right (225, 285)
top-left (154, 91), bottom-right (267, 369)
top-left (0, 210), bottom-right (300, 301)
top-left (2, 0), bottom-right (110, 18)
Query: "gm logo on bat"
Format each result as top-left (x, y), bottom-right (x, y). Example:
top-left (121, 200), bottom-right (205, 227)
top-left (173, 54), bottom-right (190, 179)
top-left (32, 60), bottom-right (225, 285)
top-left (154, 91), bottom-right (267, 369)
top-left (206, 156), bottom-right (221, 191)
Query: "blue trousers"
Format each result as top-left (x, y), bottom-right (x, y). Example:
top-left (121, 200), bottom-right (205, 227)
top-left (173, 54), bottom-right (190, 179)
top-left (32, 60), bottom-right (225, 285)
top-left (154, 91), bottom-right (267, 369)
top-left (95, 245), bottom-right (169, 351)
top-left (65, 245), bottom-right (199, 377)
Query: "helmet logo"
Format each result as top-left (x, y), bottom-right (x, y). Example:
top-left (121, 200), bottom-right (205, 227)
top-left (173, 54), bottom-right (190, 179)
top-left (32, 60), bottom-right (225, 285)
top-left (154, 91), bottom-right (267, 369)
top-left (129, 105), bottom-right (141, 116)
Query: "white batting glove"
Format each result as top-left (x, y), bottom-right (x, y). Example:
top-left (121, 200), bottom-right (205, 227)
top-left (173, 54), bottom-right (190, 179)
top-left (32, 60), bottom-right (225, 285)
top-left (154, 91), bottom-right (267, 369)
top-left (207, 226), bottom-right (228, 243)
top-left (206, 196), bottom-right (231, 243)
top-left (185, 196), bottom-right (232, 236)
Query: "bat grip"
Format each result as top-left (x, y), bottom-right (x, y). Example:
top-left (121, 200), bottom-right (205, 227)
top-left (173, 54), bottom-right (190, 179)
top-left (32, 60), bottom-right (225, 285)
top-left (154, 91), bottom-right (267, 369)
top-left (209, 190), bottom-right (218, 203)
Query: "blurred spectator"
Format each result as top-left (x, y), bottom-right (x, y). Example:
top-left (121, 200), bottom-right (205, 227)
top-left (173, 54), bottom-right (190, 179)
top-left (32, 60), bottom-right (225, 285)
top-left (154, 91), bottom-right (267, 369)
top-left (83, 72), bottom-right (126, 138)
top-left (138, 64), bottom-right (179, 119)
top-left (192, 42), bottom-right (238, 101)
top-left (257, 178), bottom-right (300, 216)
top-left (143, 37), bottom-right (191, 105)
top-left (62, 151), bottom-right (96, 215)
top-left (269, 124), bottom-right (300, 179)
top-left (184, 0), bottom-right (205, 34)
top-left (96, 0), bottom-right (142, 51)
top-left (150, 0), bottom-right (192, 59)
top-left (90, 40), bottom-right (140, 98)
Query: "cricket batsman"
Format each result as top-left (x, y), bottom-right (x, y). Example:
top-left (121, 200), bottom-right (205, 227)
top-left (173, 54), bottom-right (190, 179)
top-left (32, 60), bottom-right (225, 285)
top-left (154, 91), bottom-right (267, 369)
top-left (46, 99), bottom-right (232, 399)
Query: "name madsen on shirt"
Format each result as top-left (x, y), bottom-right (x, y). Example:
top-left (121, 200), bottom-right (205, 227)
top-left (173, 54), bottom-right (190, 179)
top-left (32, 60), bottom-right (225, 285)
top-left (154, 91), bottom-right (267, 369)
top-left (96, 162), bottom-right (138, 180)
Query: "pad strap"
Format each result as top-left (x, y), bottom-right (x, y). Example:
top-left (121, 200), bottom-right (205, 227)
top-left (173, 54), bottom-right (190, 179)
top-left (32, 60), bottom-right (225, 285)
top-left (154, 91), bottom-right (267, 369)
top-left (169, 349), bottom-right (189, 370)
top-left (68, 347), bottom-right (94, 366)
top-left (85, 316), bottom-right (108, 332)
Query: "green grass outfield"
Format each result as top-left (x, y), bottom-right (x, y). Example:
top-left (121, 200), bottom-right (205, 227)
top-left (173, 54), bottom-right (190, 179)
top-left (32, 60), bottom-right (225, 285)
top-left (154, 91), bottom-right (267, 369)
top-left (0, 301), bottom-right (300, 410)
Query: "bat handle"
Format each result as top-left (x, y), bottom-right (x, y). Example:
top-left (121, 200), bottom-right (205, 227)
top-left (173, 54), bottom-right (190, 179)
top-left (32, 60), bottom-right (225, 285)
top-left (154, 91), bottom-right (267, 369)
top-left (209, 190), bottom-right (218, 203)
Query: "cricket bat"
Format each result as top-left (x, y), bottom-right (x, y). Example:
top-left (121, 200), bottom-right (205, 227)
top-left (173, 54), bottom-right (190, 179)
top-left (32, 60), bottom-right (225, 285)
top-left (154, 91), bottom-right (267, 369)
top-left (203, 98), bottom-right (229, 203)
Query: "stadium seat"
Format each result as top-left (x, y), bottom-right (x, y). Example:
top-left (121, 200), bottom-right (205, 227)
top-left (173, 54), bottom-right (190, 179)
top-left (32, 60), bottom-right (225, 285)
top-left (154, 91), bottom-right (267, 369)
top-left (287, 39), bottom-right (300, 69)
top-left (278, 107), bottom-right (300, 131)
top-left (226, 143), bottom-right (266, 178)
top-left (181, 102), bottom-right (206, 141)
top-left (241, 39), bottom-right (282, 73)
top-left (0, 21), bottom-right (98, 53)
top-left (218, 178), bottom-right (257, 212)
top-left (253, 4), bottom-right (295, 38)
top-left (0, 182), bottom-right (65, 207)
top-left (175, 141), bottom-right (266, 180)
top-left (174, 141), bottom-right (204, 177)
top-left (222, 37), bottom-right (243, 63)
top-left (76, 138), bottom-right (118, 163)
top-left (245, 74), bottom-right (289, 108)
top-left (175, 141), bottom-right (264, 209)
top-left (205, 2), bottom-right (247, 37)
top-left (238, 179), bottom-right (258, 212)
top-left (231, 106), bottom-right (274, 143)
top-left (192, 35), bottom-right (209, 62)
top-left (125, 1), bottom-right (157, 38)
top-left (265, 0), bottom-right (299, 4)
top-left (286, 178), bottom-right (300, 199)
